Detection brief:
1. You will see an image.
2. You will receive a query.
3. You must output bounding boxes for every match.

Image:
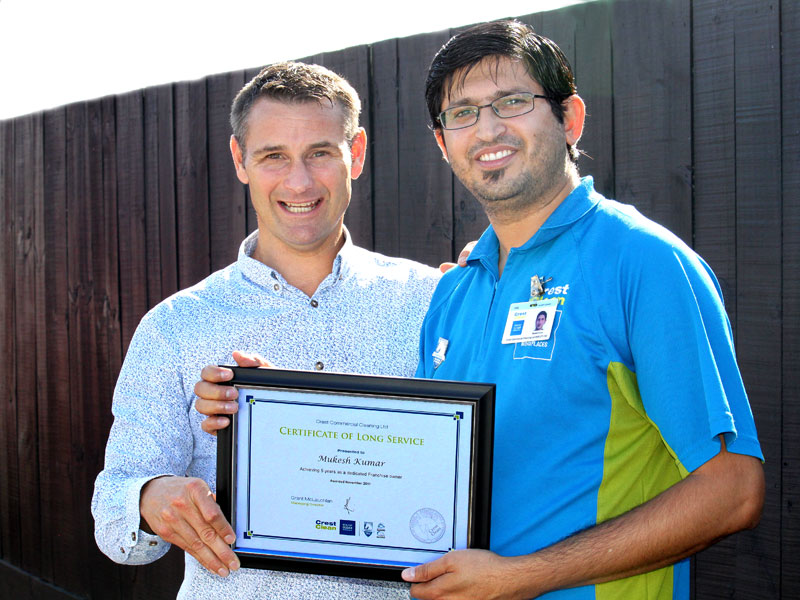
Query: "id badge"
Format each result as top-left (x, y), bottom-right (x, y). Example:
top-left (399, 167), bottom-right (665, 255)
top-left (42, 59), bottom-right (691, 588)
top-left (501, 299), bottom-right (558, 344)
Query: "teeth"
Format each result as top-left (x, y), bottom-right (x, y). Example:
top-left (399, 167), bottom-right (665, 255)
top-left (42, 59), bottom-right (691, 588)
top-left (478, 149), bottom-right (513, 162)
top-left (282, 200), bottom-right (319, 213)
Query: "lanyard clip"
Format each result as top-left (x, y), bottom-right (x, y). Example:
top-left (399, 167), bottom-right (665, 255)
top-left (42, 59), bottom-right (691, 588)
top-left (530, 275), bottom-right (552, 300)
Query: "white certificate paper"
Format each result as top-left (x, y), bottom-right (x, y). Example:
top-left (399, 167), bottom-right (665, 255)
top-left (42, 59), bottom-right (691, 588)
top-left (231, 387), bottom-right (474, 568)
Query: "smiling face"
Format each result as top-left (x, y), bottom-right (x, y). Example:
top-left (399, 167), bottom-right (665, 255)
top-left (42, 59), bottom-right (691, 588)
top-left (434, 57), bottom-right (583, 224)
top-left (230, 97), bottom-right (366, 264)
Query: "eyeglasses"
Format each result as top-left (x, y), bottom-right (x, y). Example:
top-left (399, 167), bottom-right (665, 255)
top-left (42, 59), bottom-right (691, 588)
top-left (437, 92), bottom-right (552, 130)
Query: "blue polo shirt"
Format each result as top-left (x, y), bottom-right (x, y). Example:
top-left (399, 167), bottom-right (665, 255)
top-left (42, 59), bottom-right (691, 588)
top-left (415, 177), bottom-right (762, 599)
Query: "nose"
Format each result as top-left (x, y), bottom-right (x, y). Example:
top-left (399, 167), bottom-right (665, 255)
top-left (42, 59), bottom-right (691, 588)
top-left (473, 105), bottom-right (506, 140)
top-left (283, 160), bottom-right (313, 193)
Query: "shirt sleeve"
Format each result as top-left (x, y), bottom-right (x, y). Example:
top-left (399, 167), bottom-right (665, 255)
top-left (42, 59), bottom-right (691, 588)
top-left (614, 235), bottom-right (763, 473)
top-left (91, 308), bottom-right (194, 564)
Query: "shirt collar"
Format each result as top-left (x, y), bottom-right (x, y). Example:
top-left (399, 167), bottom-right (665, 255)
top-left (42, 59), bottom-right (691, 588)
top-left (467, 176), bottom-right (600, 270)
top-left (236, 226), bottom-right (355, 292)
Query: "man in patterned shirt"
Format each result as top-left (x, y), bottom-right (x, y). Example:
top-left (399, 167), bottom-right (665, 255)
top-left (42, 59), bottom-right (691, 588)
top-left (92, 62), bottom-right (440, 598)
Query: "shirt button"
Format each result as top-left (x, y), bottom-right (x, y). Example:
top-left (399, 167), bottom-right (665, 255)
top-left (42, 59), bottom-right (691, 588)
top-left (315, 361), bottom-right (324, 371)
top-left (120, 547), bottom-right (126, 554)
top-left (273, 283), bottom-right (280, 292)
top-left (149, 541), bottom-right (158, 547)
top-left (131, 532), bottom-right (137, 542)
top-left (310, 299), bottom-right (319, 308)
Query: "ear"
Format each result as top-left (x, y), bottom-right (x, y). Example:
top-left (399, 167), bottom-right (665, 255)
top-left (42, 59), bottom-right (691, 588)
top-left (433, 128), bottom-right (450, 163)
top-left (349, 128), bottom-right (367, 180)
top-left (562, 95), bottom-right (586, 146)
top-left (230, 135), bottom-right (249, 185)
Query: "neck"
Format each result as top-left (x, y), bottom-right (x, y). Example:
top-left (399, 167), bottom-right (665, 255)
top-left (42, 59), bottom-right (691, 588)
top-left (252, 230), bottom-right (345, 297)
top-left (492, 174), bottom-right (580, 275)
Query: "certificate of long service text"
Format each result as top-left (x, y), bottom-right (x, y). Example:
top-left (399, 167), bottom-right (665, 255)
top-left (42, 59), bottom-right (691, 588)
top-left (232, 387), bottom-right (474, 568)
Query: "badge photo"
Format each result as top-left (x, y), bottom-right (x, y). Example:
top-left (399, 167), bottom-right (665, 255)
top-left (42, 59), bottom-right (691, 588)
top-left (501, 299), bottom-right (559, 345)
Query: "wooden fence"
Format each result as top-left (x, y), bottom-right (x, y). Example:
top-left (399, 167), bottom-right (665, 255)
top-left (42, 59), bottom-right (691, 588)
top-left (1, 0), bottom-right (797, 598)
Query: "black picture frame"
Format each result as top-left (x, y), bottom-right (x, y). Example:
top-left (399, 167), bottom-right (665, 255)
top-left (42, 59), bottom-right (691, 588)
top-left (216, 367), bottom-right (494, 581)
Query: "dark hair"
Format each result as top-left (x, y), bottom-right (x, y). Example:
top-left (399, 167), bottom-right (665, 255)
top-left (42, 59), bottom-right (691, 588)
top-left (537, 311), bottom-right (547, 320)
top-left (425, 20), bottom-right (579, 161)
top-left (230, 61), bottom-right (361, 154)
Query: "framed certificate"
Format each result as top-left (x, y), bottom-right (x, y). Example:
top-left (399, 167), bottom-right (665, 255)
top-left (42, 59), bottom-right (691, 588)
top-left (216, 367), bottom-right (494, 580)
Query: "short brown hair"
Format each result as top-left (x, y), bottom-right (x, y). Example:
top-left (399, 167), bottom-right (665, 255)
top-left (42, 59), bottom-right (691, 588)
top-left (230, 61), bottom-right (361, 153)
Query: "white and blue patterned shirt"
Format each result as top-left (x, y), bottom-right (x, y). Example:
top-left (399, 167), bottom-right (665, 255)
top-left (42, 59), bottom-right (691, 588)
top-left (92, 230), bottom-right (440, 599)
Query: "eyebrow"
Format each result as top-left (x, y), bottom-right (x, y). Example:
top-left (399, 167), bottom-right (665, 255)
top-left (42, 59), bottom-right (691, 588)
top-left (249, 140), bottom-right (340, 157)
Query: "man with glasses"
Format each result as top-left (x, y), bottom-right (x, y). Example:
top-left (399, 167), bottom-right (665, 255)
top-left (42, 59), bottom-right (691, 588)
top-left (399, 19), bottom-right (764, 600)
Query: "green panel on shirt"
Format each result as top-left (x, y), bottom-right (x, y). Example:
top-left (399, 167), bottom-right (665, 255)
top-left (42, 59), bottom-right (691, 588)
top-left (595, 362), bottom-right (690, 599)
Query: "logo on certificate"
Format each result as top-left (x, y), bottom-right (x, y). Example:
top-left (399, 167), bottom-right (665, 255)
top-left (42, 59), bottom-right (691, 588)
top-left (339, 520), bottom-right (356, 536)
top-left (377, 523), bottom-right (386, 538)
top-left (315, 519), bottom-right (336, 531)
top-left (363, 522), bottom-right (373, 537)
top-left (409, 508), bottom-right (446, 543)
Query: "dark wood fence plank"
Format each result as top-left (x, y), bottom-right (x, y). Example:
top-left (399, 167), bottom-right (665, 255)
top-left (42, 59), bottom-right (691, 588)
top-left (371, 38), bottom-right (402, 258)
top-left (101, 96), bottom-right (124, 388)
top-left (692, 0), bottom-right (738, 329)
top-left (154, 85), bottom-right (179, 301)
top-left (207, 71), bottom-right (247, 270)
top-left (174, 80), bottom-right (210, 290)
top-left (14, 113), bottom-right (43, 577)
top-left (728, 1), bottom-right (782, 598)
top-left (143, 84), bottom-right (179, 308)
top-left (116, 91), bottom-right (149, 351)
top-left (65, 101), bottom-right (98, 596)
top-left (30, 109), bottom-right (52, 583)
top-left (0, 117), bottom-right (21, 567)
top-left (611, 0), bottom-right (692, 243)
top-left (30, 111), bottom-right (49, 581)
top-left (396, 30), bottom-right (453, 265)
top-left (36, 107), bottom-right (74, 591)
top-left (781, 3), bottom-right (800, 598)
